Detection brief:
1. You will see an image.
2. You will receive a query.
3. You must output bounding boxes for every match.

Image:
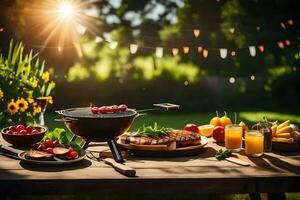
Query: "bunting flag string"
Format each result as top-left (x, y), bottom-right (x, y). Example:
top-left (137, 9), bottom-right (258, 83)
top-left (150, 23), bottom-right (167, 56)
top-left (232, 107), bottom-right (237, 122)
top-left (1, 18), bottom-right (298, 59)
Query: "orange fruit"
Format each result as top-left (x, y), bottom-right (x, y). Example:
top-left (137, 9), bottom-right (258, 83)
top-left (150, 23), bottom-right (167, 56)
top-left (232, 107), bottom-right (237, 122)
top-left (210, 117), bottom-right (221, 126)
top-left (198, 125), bottom-right (214, 137)
top-left (220, 115), bottom-right (232, 127)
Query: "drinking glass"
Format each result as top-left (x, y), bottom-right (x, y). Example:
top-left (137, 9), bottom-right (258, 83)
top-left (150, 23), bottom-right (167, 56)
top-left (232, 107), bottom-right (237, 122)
top-left (225, 124), bottom-right (243, 152)
top-left (245, 130), bottom-right (264, 157)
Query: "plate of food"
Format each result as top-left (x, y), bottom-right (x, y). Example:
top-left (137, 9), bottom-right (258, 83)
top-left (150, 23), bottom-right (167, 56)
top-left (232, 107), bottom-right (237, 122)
top-left (117, 123), bottom-right (209, 157)
top-left (15, 128), bottom-right (85, 165)
top-left (271, 120), bottom-right (300, 152)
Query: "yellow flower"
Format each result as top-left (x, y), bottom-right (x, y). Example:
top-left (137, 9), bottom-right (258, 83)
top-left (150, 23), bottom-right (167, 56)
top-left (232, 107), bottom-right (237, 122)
top-left (0, 89), bottom-right (3, 99)
top-left (27, 97), bottom-right (34, 104)
top-left (33, 106), bottom-right (41, 116)
top-left (31, 79), bottom-right (38, 88)
top-left (16, 98), bottom-right (28, 112)
top-left (7, 100), bottom-right (18, 114)
top-left (42, 71), bottom-right (50, 83)
top-left (47, 96), bottom-right (53, 104)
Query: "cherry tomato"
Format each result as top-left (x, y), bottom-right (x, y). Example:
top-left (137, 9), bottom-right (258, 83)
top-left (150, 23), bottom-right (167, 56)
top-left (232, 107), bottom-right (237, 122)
top-left (26, 125), bottom-right (34, 134)
top-left (37, 144), bottom-right (47, 151)
top-left (98, 106), bottom-right (108, 114)
top-left (110, 105), bottom-right (119, 113)
top-left (183, 124), bottom-right (199, 134)
top-left (46, 147), bottom-right (53, 154)
top-left (6, 130), bottom-right (13, 134)
top-left (69, 151), bottom-right (78, 159)
top-left (43, 139), bottom-right (54, 148)
top-left (91, 107), bottom-right (99, 114)
top-left (19, 129), bottom-right (27, 135)
top-left (31, 130), bottom-right (38, 134)
top-left (16, 125), bottom-right (25, 132)
top-left (9, 126), bottom-right (16, 132)
top-left (118, 104), bottom-right (128, 111)
top-left (68, 147), bottom-right (74, 154)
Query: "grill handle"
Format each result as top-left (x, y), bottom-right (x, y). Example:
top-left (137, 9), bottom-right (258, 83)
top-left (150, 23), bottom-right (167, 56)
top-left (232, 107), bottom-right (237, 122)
top-left (54, 117), bottom-right (78, 123)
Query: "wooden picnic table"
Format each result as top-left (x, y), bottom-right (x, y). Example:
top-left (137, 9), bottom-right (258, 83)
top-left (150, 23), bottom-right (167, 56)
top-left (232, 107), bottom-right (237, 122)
top-left (0, 136), bottom-right (299, 199)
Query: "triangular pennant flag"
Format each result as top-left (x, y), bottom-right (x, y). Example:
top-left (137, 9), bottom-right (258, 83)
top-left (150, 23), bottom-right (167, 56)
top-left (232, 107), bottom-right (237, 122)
top-left (277, 41), bottom-right (284, 49)
top-left (219, 48), bottom-right (228, 59)
top-left (280, 22), bottom-right (286, 29)
top-left (229, 27), bottom-right (235, 34)
top-left (249, 46), bottom-right (256, 56)
top-left (287, 19), bottom-right (294, 25)
top-left (258, 45), bottom-right (264, 52)
top-left (197, 46), bottom-right (203, 53)
top-left (193, 29), bottom-right (201, 38)
top-left (172, 48), bottom-right (179, 56)
top-left (95, 36), bottom-right (103, 43)
top-left (156, 47), bottom-right (163, 58)
top-left (203, 49), bottom-right (208, 58)
top-left (183, 46), bottom-right (190, 54)
top-left (130, 44), bottom-right (138, 54)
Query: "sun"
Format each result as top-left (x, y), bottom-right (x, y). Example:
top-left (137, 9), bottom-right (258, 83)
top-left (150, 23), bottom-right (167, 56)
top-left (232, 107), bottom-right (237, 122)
top-left (28, 0), bottom-right (99, 54)
top-left (58, 2), bottom-right (75, 18)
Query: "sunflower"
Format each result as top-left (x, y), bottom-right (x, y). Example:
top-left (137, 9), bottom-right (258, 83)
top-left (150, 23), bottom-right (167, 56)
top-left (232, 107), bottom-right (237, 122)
top-left (16, 98), bottom-right (28, 112)
top-left (47, 96), bottom-right (53, 104)
top-left (7, 100), bottom-right (18, 114)
top-left (42, 71), bottom-right (50, 83)
top-left (27, 97), bottom-right (34, 104)
top-left (33, 106), bottom-right (41, 116)
top-left (0, 89), bottom-right (3, 99)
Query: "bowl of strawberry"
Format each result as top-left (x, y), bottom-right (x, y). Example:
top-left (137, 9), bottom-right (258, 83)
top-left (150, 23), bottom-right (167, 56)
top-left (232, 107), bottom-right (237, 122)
top-left (1, 125), bottom-right (47, 146)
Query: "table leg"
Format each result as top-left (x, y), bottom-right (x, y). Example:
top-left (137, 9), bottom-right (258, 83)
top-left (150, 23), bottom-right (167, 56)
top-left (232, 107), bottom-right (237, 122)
top-left (249, 193), bottom-right (261, 200)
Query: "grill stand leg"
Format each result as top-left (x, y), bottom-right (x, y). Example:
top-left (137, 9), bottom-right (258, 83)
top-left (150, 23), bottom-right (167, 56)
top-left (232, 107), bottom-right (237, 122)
top-left (107, 139), bottom-right (125, 163)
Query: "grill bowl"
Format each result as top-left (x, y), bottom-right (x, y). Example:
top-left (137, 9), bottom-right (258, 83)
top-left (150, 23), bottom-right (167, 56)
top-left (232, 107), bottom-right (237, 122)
top-left (56, 107), bottom-right (137, 142)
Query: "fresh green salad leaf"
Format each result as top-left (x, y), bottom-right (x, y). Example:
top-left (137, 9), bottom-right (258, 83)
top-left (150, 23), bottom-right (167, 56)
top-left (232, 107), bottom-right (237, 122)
top-left (43, 128), bottom-right (82, 154)
top-left (131, 122), bottom-right (171, 138)
top-left (215, 149), bottom-right (232, 160)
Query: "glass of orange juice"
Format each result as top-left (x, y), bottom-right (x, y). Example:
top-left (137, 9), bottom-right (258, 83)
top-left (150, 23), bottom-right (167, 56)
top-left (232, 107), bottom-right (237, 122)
top-left (245, 130), bottom-right (264, 157)
top-left (225, 124), bottom-right (243, 152)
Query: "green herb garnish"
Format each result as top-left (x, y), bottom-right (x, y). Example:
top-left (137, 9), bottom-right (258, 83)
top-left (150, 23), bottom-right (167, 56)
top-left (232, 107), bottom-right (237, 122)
top-left (215, 149), bottom-right (232, 160)
top-left (131, 123), bottom-right (170, 138)
top-left (43, 128), bottom-right (83, 154)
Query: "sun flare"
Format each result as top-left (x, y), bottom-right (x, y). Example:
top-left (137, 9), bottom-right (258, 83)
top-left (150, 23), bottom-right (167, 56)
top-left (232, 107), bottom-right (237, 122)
top-left (28, 0), bottom-right (99, 55)
top-left (58, 2), bottom-right (75, 18)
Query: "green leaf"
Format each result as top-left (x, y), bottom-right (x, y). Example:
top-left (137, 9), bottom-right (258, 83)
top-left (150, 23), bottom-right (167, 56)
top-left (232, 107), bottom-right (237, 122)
top-left (69, 142), bottom-right (82, 154)
top-left (45, 81), bottom-right (55, 96)
top-left (39, 60), bottom-right (45, 76)
top-left (59, 130), bottom-right (69, 144)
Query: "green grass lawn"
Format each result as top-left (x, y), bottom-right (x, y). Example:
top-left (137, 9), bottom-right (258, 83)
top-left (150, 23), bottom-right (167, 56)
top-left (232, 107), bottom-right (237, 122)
top-left (45, 110), bottom-right (300, 131)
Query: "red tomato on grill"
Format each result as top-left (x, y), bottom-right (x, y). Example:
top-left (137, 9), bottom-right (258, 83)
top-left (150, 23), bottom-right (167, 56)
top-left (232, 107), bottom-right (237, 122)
top-left (118, 104), bottom-right (128, 111)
